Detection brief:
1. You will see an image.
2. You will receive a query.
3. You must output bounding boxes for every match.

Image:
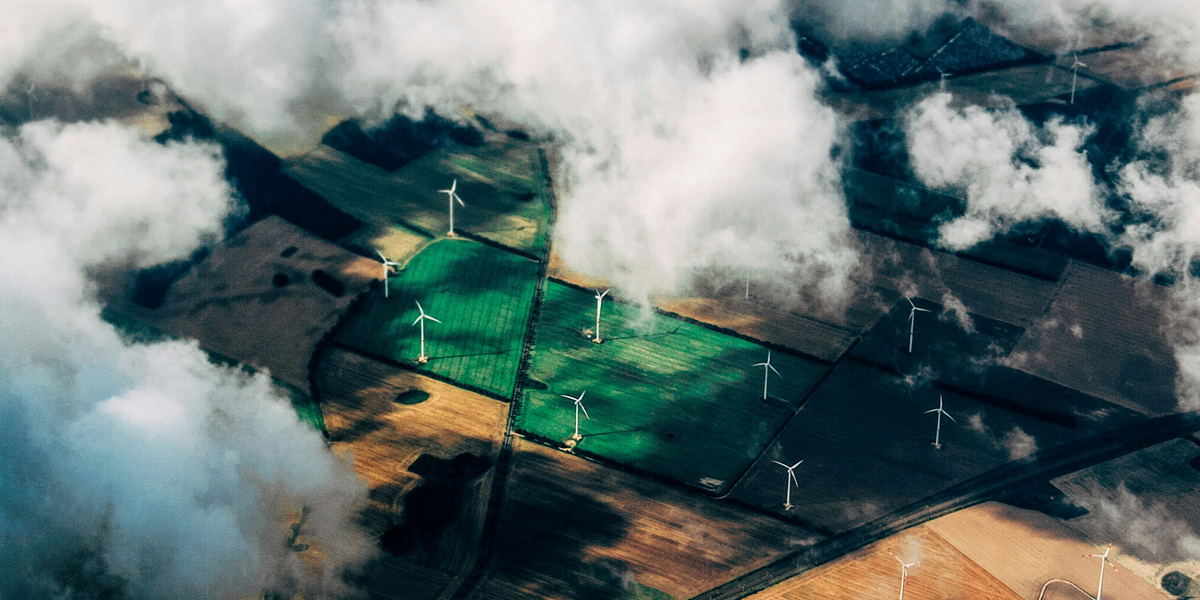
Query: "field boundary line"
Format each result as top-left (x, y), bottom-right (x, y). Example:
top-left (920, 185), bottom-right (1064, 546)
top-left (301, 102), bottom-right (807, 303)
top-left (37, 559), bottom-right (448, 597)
top-left (331, 343), bottom-right (512, 403)
top-left (444, 146), bottom-right (557, 600)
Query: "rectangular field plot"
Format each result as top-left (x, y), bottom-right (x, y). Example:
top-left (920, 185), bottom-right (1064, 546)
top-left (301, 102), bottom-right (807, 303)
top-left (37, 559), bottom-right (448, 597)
top-left (285, 137), bottom-right (552, 254)
top-left (729, 361), bottom-right (1104, 533)
top-left (516, 281), bottom-right (831, 492)
top-left (336, 239), bottom-right (539, 398)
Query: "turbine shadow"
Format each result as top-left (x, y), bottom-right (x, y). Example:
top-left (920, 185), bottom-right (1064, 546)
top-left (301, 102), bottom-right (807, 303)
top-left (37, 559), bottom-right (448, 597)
top-left (578, 426), bottom-right (646, 440)
top-left (602, 326), bottom-right (683, 343)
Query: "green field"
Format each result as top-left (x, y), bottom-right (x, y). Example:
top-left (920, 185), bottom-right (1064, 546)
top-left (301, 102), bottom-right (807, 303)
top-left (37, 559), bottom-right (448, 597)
top-left (285, 135), bottom-right (552, 255)
top-left (517, 282), bottom-right (831, 492)
top-left (336, 238), bottom-right (540, 398)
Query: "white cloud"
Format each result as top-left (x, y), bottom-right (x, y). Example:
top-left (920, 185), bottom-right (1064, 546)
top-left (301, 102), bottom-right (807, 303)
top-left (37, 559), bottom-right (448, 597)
top-left (0, 121), bottom-right (373, 598)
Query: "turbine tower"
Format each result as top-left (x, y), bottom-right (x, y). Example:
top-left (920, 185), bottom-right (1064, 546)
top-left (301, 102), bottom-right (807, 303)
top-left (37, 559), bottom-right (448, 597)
top-left (906, 297), bottom-right (931, 354)
top-left (1071, 53), bottom-right (1087, 105)
top-left (1084, 544), bottom-right (1119, 600)
top-left (592, 289), bottom-right (609, 344)
top-left (561, 391), bottom-right (590, 441)
top-left (935, 66), bottom-right (951, 91)
top-left (753, 350), bottom-right (782, 400)
top-left (770, 458), bottom-right (803, 510)
top-left (439, 179), bottom-right (466, 236)
top-left (744, 271), bottom-right (751, 301)
top-left (890, 552), bottom-right (919, 600)
top-left (376, 251), bottom-right (400, 298)
top-left (411, 301), bottom-right (441, 363)
top-left (924, 394), bottom-right (957, 449)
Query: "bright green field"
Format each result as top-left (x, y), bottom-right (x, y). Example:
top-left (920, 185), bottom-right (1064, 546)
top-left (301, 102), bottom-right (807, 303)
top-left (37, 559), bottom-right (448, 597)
top-left (336, 238), bottom-right (539, 398)
top-left (517, 282), bottom-right (831, 492)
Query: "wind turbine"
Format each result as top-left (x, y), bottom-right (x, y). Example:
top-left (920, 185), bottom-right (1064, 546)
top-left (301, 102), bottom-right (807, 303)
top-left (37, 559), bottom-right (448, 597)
top-left (924, 394), bottom-right (957, 449)
top-left (1084, 544), bottom-right (1119, 600)
top-left (592, 289), bottom-right (609, 343)
top-left (906, 297), bottom-right (931, 354)
top-left (935, 66), bottom-right (951, 91)
top-left (439, 179), bottom-right (466, 236)
top-left (890, 552), bottom-right (919, 600)
top-left (376, 251), bottom-right (400, 298)
top-left (744, 271), bottom-right (751, 300)
top-left (1070, 53), bottom-right (1087, 105)
top-left (770, 459), bottom-right (803, 510)
top-left (411, 301), bottom-right (441, 363)
top-left (753, 350), bottom-right (782, 400)
top-left (561, 391), bottom-right (590, 441)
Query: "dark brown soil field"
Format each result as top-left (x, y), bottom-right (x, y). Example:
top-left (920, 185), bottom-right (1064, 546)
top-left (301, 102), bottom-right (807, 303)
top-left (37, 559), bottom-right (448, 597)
top-left (465, 440), bottom-right (820, 600)
top-left (729, 360), bottom-right (1119, 533)
top-left (1009, 261), bottom-right (1177, 416)
top-left (107, 216), bottom-right (377, 389)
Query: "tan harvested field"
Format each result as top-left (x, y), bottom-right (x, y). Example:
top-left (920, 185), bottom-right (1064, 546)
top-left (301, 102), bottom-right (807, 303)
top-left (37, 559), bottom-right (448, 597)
top-left (466, 439), bottom-right (818, 600)
top-left (1009, 261), bottom-right (1176, 416)
top-left (107, 216), bottom-right (377, 389)
top-left (1053, 439), bottom-right (1200, 582)
top-left (748, 526), bottom-right (1021, 600)
top-left (317, 347), bottom-right (508, 599)
top-left (1057, 49), bottom-right (1198, 90)
top-left (927, 502), bottom-right (1171, 600)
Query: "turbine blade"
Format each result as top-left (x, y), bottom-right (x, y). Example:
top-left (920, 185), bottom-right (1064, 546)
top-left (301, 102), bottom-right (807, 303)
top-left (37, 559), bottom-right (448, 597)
top-left (425, 315), bottom-right (442, 324)
top-left (790, 459), bottom-right (804, 469)
top-left (455, 193), bottom-right (465, 206)
top-left (579, 403), bottom-right (590, 419)
top-left (415, 301), bottom-right (425, 315)
top-left (412, 315), bottom-right (423, 326)
top-left (376, 250), bottom-right (387, 261)
top-left (767, 364), bottom-right (781, 377)
top-left (771, 460), bottom-right (788, 468)
top-left (752, 362), bottom-right (767, 368)
top-left (943, 412), bottom-right (957, 423)
top-left (788, 470), bottom-right (799, 486)
top-left (450, 179), bottom-right (456, 193)
top-left (924, 408), bottom-right (939, 414)
top-left (914, 307), bottom-right (932, 313)
top-left (906, 297), bottom-right (916, 309)
top-left (561, 394), bottom-right (576, 401)
top-left (577, 391), bottom-right (585, 401)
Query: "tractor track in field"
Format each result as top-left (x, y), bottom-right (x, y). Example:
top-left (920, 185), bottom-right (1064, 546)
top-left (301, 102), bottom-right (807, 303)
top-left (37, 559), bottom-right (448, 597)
top-left (444, 148), bottom-right (557, 600)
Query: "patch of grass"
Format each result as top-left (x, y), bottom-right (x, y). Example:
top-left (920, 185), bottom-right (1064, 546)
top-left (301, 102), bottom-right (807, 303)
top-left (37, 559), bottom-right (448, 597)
top-left (336, 239), bottom-right (540, 398)
top-left (516, 282), bottom-right (831, 492)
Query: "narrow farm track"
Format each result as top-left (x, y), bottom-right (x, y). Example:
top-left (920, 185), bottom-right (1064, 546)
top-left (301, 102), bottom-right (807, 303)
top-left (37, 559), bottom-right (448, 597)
top-left (445, 148), bottom-right (557, 600)
top-left (692, 409), bottom-right (1200, 600)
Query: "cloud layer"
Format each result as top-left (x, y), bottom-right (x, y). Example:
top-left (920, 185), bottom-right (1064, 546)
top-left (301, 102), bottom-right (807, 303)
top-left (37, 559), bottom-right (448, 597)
top-left (0, 121), bottom-right (372, 599)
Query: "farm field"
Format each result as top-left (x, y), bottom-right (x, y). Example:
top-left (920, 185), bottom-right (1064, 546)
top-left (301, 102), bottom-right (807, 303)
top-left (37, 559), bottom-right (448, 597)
top-left (746, 525), bottom-right (1021, 600)
top-left (850, 296), bottom-right (1142, 432)
top-left (336, 238), bottom-right (540, 398)
top-left (1053, 439), bottom-right (1200, 583)
top-left (729, 360), bottom-right (1101, 533)
top-left (856, 230), bottom-right (1062, 328)
top-left (1009, 261), bottom-right (1177, 416)
top-left (465, 439), bottom-right (818, 600)
top-left (316, 348), bottom-right (509, 599)
top-left (927, 502), bottom-right (1171, 600)
top-left (517, 281), bottom-right (831, 492)
top-left (284, 134), bottom-right (552, 254)
top-left (105, 216), bottom-right (378, 390)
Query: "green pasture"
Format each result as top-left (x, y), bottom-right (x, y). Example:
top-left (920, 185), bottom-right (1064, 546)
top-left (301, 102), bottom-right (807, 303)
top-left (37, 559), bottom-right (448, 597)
top-left (517, 282), bottom-right (831, 492)
top-left (336, 238), bottom-right (540, 398)
top-left (285, 135), bottom-right (552, 254)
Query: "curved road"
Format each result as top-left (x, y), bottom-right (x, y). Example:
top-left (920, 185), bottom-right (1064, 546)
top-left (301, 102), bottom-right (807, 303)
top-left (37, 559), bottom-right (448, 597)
top-left (692, 410), bottom-right (1200, 600)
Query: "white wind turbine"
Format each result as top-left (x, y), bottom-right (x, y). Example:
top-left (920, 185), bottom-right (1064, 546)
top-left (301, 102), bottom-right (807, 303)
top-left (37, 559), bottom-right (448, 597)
top-left (924, 394), bottom-right (957, 449)
top-left (935, 66), bottom-right (951, 91)
top-left (753, 350), bottom-right (782, 400)
top-left (592, 289), bottom-right (609, 344)
top-left (439, 179), bottom-right (466, 236)
top-left (376, 251), bottom-right (400, 298)
top-left (1071, 53), bottom-right (1087, 105)
top-left (890, 552), bottom-right (919, 600)
top-left (906, 297), bottom-right (932, 354)
top-left (1084, 544), bottom-right (1119, 600)
top-left (770, 458), bottom-right (803, 510)
top-left (411, 301), bottom-right (441, 363)
top-left (561, 391), bottom-right (590, 441)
